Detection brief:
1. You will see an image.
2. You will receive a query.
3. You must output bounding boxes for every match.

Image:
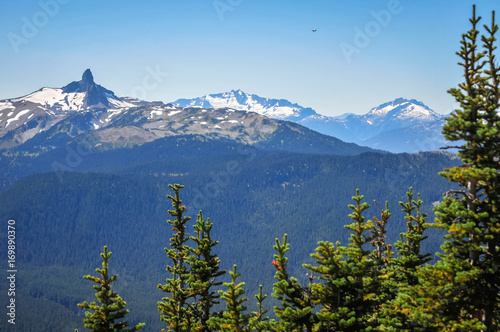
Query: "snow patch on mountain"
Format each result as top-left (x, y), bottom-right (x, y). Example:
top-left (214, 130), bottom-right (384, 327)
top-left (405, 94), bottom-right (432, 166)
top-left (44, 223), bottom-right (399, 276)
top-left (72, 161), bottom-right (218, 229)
top-left (13, 88), bottom-right (86, 111)
top-left (6, 109), bottom-right (31, 128)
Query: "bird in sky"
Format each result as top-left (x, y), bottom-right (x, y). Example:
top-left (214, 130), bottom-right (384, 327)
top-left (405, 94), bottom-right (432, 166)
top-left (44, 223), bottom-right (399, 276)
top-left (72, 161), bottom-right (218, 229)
top-left (312, 29), bottom-right (317, 32)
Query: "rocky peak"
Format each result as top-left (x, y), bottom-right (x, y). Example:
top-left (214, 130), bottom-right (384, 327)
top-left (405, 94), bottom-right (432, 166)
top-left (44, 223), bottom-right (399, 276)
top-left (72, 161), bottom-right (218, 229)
top-left (61, 69), bottom-right (121, 108)
top-left (81, 69), bottom-right (95, 91)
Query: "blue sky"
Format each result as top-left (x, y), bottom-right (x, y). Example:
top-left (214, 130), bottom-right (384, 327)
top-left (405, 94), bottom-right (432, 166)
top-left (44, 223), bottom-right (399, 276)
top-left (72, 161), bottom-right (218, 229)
top-left (0, 0), bottom-right (499, 116)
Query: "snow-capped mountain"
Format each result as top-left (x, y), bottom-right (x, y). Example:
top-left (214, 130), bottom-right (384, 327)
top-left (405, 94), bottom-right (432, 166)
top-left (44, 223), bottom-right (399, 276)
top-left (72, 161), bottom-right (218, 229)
top-left (0, 70), bottom-right (376, 157)
top-left (301, 97), bottom-right (444, 143)
top-left (2, 69), bottom-right (132, 113)
top-left (172, 91), bottom-right (447, 152)
top-left (0, 69), bottom-right (135, 148)
top-left (0, 70), bottom-right (448, 153)
top-left (60, 69), bottom-right (133, 109)
top-left (365, 97), bottom-right (441, 123)
top-left (173, 89), bottom-right (318, 121)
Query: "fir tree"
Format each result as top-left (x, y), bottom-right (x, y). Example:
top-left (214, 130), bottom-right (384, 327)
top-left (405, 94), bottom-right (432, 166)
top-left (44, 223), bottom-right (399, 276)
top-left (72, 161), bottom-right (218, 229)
top-left (272, 234), bottom-right (315, 332)
top-left (158, 184), bottom-right (195, 332)
top-left (429, 5), bottom-right (500, 331)
top-left (208, 265), bottom-right (251, 332)
top-left (304, 240), bottom-right (347, 331)
top-left (78, 246), bottom-right (145, 332)
top-left (370, 199), bottom-right (392, 269)
top-left (377, 189), bottom-right (432, 331)
top-left (187, 211), bottom-right (226, 332)
top-left (338, 189), bottom-right (378, 331)
top-left (368, 199), bottom-right (395, 331)
top-left (396, 189), bottom-right (431, 285)
top-left (249, 285), bottom-right (274, 332)
top-left (304, 190), bottom-right (387, 331)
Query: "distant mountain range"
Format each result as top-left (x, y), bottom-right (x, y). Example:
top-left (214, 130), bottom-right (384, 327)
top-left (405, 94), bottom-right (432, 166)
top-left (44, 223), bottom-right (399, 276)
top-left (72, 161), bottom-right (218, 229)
top-left (173, 91), bottom-right (448, 153)
top-left (0, 69), bottom-right (449, 154)
top-left (0, 69), bottom-right (378, 189)
top-left (173, 89), bottom-right (318, 121)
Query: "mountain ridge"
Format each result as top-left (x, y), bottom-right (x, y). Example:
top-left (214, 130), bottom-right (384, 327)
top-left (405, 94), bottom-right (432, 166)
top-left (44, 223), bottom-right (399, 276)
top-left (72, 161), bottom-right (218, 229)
top-left (0, 70), bottom-right (448, 153)
top-left (173, 89), bottom-right (318, 121)
top-left (173, 91), bottom-right (447, 152)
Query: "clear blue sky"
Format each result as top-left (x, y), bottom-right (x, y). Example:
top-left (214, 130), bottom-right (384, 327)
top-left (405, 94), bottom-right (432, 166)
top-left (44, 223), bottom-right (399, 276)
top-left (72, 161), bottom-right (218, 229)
top-left (0, 0), bottom-right (498, 116)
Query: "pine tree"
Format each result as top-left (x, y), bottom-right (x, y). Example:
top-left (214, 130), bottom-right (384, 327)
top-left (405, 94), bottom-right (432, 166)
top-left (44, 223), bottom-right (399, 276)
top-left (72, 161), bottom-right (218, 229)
top-left (370, 199), bottom-right (392, 269)
top-left (429, 5), bottom-right (500, 331)
top-left (338, 189), bottom-right (379, 331)
top-left (304, 240), bottom-right (347, 331)
top-left (158, 184), bottom-right (195, 332)
top-left (159, 185), bottom-right (225, 332)
top-left (303, 190), bottom-right (388, 331)
top-left (187, 211), bottom-right (226, 332)
top-left (208, 265), bottom-right (251, 332)
top-left (78, 246), bottom-right (145, 332)
top-left (395, 189), bottom-right (432, 286)
top-left (377, 189), bottom-right (432, 331)
top-left (272, 234), bottom-right (315, 332)
top-left (249, 285), bottom-right (274, 332)
top-left (369, 200), bottom-right (395, 331)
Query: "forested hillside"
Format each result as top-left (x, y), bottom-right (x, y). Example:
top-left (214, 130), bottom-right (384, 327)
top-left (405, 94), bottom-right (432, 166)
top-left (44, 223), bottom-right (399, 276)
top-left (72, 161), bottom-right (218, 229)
top-left (0, 148), bottom-right (458, 331)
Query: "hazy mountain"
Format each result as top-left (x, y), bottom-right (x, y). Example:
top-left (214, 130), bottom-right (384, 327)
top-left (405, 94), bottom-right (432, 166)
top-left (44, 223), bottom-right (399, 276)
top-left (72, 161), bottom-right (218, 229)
top-left (0, 70), bottom-right (381, 191)
top-left (173, 89), bottom-right (318, 121)
top-left (174, 92), bottom-right (448, 153)
top-left (300, 98), bottom-right (447, 152)
top-left (1, 71), bottom-right (450, 154)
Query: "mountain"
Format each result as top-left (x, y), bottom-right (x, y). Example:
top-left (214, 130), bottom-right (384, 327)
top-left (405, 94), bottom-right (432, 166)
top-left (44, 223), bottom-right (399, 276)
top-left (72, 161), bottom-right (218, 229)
top-left (0, 71), bottom-right (376, 155)
top-left (1, 71), bottom-right (449, 154)
top-left (0, 69), bottom-right (136, 149)
top-left (300, 98), bottom-right (447, 152)
top-left (0, 70), bottom-right (381, 190)
top-left (173, 92), bottom-right (448, 153)
top-left (173, 89), bottom-right (318, 121)
top-left (61, 69), bottom-right (132, 109)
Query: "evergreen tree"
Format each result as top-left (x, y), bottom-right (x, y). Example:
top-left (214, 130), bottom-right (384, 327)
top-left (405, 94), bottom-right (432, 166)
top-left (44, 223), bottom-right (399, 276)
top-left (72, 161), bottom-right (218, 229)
top-left (159, 184), bottom-right (225, 332)
top-left (208, 265), bottom-right (251, 332)
top-left (370, 200), bottom-right (392, 269)
top-left (377, 189), bottom-right (432, 331)
top-left (395, 189), bottom-right (431, 286)
top-left (158, 184), bottom-right (195, 332)
top-left (304, 240), bottom-right (347, 331)
top-left (368, 200), bottom-right (395, 331)
top-left (272, 234), bottom-right (315, 332)
top-left (428, 5), bottom-right (500, 331)
top-left (78, 246), bottom-right (145, 332)
top-left (249, 285), bottom-right (274, 332)
top-left (338, 189), bottom-right (379, 331)
top-left (187, 211), bottom-right (226, 332)
top-left (304, 190), bottom-right (382, 331)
